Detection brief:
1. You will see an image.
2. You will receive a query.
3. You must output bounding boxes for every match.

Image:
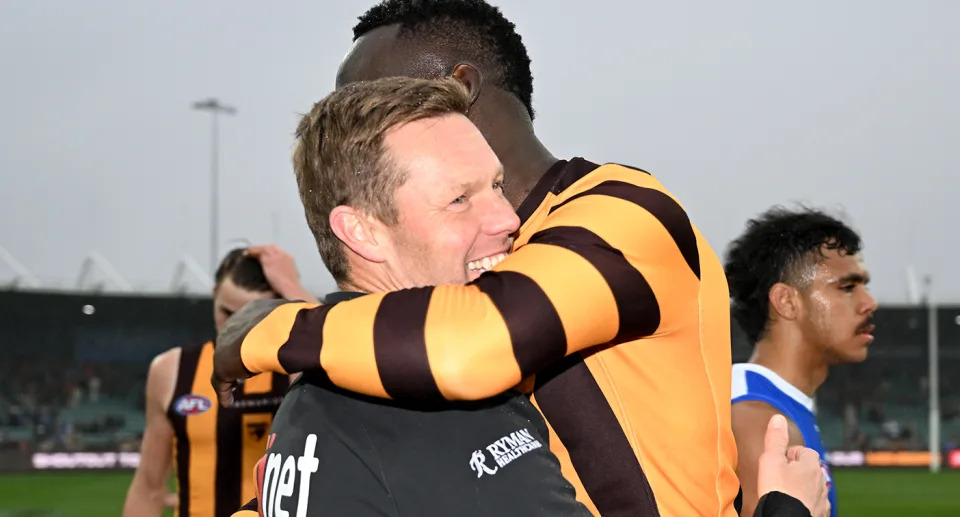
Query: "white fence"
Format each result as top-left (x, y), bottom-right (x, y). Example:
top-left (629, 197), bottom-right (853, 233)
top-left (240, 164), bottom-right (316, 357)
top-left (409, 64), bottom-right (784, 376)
top-left (0, 245), bottom-right (212, 294)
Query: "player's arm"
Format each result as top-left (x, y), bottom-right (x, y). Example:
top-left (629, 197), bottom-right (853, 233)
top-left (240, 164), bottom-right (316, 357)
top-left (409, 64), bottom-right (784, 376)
top-left (733, 401), bottom-right (806, 517)
top-left (215, 174), bottom-right (697, 401)
top-left (123, 348), bottom-right (180, 517)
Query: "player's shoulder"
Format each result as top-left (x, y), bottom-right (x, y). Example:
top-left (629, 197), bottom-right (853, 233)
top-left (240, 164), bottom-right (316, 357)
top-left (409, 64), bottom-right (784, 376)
top-left (149, 346), bottom-right (183, 375)
top-left (145, 347), bottom-right (183, 411)
top-left (731, 399), bottom-right (805, 446)
top-left (554, 158), bottom-right (678, 205)
top-left (147, 341), bottom-right (211, 382)
top-left (572, 159), bottom-right (655, 185)
top-left (732, 363), bottom-right (813, 407)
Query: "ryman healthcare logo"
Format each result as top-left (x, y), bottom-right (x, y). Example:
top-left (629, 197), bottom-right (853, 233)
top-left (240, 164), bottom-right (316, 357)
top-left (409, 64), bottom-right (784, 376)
top-left (469, 427), bottom-right (542, 478)
top-left (173, 394), bottom-right (212, 416)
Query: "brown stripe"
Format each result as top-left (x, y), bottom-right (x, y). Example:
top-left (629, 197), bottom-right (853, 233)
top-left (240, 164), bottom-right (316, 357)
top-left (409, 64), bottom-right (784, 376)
top-left (473, 271), bottom-right (567, 378)
top-left (527, 226), bottom-right (660, 343)
top-left (515, 158), bottom-right (600, 225)
top-left (169, 345), bottom-right (203, 517)
top-left (277, 305), bottom-right (333, 373)
top-left (214, 403), bottom-right (243, 516)
top-left (372, 287), bottom-right (444, 400)
top-left (549, 180), bottom-right (701, 279)
top-left (534, 355), bottom-right (660, 517)
top-left (271, 372), bottom-right (292, 395)
top-left (609, 162), bottom-right (652, 175)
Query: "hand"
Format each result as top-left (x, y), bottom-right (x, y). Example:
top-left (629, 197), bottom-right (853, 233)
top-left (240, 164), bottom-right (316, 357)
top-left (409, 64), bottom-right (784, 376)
top-left (212, 298), bottom-right (290, 407)
top-left (245, 245), bottom-right (317, 302)
top-left (757, 414), bottom-right (830, 517)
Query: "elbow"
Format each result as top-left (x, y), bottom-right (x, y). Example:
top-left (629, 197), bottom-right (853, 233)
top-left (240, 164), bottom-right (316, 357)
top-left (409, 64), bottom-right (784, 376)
top-left (432, 356), bottom-right (515, 401)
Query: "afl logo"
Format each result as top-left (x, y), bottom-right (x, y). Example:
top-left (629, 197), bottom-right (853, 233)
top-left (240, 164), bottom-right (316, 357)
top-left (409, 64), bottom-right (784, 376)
top-left (174, 394), bottom-right (212, 416)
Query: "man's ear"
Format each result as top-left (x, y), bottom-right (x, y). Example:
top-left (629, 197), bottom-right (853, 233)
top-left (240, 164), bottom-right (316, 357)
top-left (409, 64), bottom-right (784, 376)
top-left (451, 63), bottom-right (483, 106)
top-left (329, 205), bottom-right (388, 264)
top-left (768, 282), bottom-right (800, 321)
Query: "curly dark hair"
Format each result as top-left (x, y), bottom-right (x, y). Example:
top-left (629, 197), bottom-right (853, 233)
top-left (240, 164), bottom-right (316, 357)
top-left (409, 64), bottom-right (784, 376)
top-left (723, 206), bottom-right (862, 344)
top-left (352, 0), bottom-right (535, 120)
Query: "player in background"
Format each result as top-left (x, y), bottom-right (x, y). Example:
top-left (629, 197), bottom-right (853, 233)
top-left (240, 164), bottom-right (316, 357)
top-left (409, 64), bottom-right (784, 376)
top-left (123, 245), bottom-right (316, 517)
top-left (724, 207), bottom-right (877, 517)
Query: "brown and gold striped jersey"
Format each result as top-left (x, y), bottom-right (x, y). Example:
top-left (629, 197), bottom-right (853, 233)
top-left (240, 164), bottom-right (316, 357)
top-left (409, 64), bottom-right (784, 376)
top-left (167, 341), bottom-right (289, 517)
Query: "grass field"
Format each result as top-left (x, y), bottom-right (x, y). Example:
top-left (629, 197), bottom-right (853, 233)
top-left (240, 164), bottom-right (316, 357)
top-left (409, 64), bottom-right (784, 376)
top-left (0, 469), bottom-right (958, 516)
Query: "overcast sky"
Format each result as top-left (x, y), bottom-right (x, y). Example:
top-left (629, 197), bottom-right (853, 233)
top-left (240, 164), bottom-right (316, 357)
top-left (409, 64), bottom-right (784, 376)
top-left (1, 0), bottom-right (957, 303)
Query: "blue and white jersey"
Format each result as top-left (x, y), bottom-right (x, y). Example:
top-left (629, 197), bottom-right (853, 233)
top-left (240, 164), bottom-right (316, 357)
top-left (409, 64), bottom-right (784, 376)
top-left (732, 363), bottom-right (836, 517)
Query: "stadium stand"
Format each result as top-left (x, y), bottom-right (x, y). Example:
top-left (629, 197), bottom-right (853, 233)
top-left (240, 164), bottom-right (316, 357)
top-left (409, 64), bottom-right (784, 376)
top-left (1, 290), bottom-right (958, 471)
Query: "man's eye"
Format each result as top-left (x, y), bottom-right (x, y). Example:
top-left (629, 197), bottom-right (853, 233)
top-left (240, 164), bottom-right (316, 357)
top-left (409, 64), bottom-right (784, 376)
top-left (451, 195), bottom-right (467, 205)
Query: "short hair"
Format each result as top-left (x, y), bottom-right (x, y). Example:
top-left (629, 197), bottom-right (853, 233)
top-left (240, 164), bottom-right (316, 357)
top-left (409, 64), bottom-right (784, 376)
top-left (723, 206), bottom-right (863, 344)
top-left (353, 0), bottom-right (535, 120)
top-left (214, 248), bottom-right (273, 293)
top-left (293, 76), bottom-right (470, 283)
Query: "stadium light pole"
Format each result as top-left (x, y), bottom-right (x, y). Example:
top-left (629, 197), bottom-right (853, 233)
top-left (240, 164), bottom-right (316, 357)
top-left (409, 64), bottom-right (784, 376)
top-left (192, 98), bottom-right (237, 275)
top-left (923, 276), bottom-right (941, 473)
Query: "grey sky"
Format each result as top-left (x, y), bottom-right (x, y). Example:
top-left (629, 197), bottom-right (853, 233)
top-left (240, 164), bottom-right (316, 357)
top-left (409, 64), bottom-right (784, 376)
top-left (1, 0), bottom-right (957, 303)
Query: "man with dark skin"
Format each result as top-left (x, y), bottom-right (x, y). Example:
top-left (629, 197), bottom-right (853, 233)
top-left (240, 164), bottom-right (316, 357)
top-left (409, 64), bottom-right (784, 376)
top-left (725, 207), bottom-right (877, 517)
top-left (215, 2), bottom-right (829, 516)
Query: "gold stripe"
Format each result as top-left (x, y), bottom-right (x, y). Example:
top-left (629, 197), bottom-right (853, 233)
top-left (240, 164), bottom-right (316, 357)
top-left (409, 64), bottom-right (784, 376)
top-left (320, 293), bottom-right (389, 398)
top-left (423, 286), bottom-right (521, 399)
top-left (243, 372), bottom-right (275, 395)
top-left (241, 302), bottom-right (319, 374)
top-left (186, 343), bottom-right (219, 517)
top-left (241, 412), bottom-right (273, 503)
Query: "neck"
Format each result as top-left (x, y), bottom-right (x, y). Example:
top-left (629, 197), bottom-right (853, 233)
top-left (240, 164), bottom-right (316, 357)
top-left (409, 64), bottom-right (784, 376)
top-left (749, 329), bottom-right (829, 398)
top-left (338, 266), bottom-right (392, 295)
top-left (498, 135), bottom-right (559, 209)
top-left (474, 96), bottom-right (557, 209)
top-left (336, 281), bottom-right (369, 294)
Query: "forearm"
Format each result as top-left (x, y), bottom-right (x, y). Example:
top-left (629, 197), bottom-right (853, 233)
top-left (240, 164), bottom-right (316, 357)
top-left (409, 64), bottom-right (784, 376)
top-left (122, 478), bottom-right (170, 517)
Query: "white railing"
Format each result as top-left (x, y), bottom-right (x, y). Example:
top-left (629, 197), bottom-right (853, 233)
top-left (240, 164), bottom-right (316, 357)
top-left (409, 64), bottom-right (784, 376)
top-left (75, 252), bottom-right (134, 293)
top-left (170, 254), bottom-right (214, 294)
top-left (0, 245), bottom-right (41, 289)
top-left (0, 246), bottom-right (223, 295)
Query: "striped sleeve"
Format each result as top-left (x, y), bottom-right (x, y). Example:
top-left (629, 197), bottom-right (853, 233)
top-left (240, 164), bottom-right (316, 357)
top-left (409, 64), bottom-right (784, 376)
top-left (235, 167), bottom-right (702, 400)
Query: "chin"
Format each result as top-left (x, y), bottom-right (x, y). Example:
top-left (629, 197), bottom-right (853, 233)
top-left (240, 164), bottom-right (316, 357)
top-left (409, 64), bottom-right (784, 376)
top-left (845, 346), bottom-right (870, 364)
